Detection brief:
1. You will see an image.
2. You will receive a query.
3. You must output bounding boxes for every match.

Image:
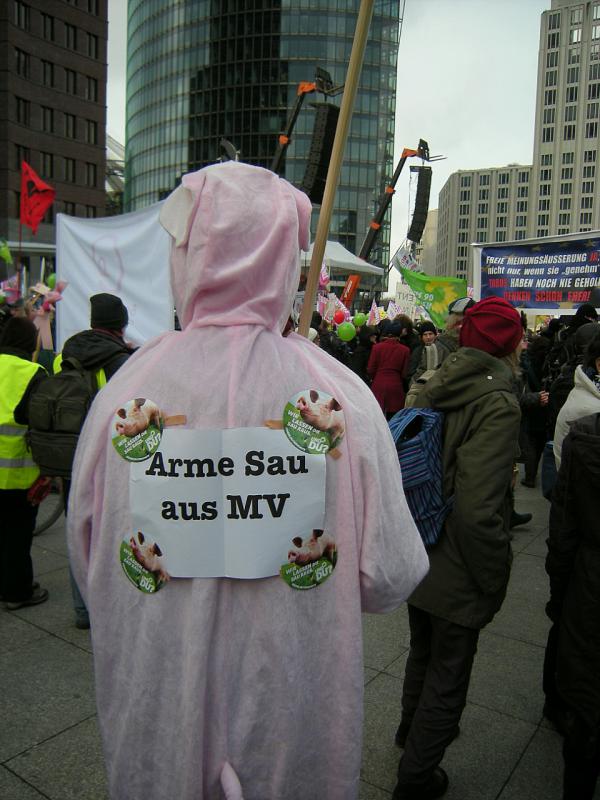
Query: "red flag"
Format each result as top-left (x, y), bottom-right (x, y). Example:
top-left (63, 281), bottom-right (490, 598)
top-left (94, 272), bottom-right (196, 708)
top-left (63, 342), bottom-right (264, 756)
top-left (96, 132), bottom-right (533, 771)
top-left (20, 161), bottom-right (55, 234)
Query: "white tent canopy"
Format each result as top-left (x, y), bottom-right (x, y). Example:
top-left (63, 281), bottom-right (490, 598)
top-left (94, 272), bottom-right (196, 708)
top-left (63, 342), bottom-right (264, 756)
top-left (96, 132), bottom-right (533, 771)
top-left (301, 240), bottom-right (384, 276)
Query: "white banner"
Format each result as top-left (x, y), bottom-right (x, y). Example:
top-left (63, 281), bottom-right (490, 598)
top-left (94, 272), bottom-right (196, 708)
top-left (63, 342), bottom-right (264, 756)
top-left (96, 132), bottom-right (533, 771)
top-left (55, 203), bottom-right (173, 350)
top-left (128, 428), bottom-right (326, 579)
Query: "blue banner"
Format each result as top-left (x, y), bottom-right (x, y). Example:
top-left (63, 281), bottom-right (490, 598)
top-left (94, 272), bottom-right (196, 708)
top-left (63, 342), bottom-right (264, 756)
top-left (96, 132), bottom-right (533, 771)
top-left (480, 237), bottom-right (600, 309)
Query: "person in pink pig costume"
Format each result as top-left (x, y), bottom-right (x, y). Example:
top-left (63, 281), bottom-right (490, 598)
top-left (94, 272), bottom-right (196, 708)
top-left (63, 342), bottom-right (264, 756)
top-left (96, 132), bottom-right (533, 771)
top-left (67, 161), bottom-right (428, 800)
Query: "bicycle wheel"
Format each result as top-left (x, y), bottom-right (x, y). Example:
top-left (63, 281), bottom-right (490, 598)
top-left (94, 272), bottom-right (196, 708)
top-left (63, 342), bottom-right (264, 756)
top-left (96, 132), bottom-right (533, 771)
top-left (33, 480), bottom-right (64, 536)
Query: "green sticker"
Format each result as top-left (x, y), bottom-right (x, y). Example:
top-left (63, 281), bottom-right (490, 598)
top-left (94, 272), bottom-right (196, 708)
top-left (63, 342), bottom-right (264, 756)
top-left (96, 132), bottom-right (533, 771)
top-left (281, 529), bottom-right (337, 590)
top-left (283, 390), bottom-right (345, 454)
top-left (120, 532), bottom-right (171, 594)
top-left (111, 398), bottom-right (163, 462)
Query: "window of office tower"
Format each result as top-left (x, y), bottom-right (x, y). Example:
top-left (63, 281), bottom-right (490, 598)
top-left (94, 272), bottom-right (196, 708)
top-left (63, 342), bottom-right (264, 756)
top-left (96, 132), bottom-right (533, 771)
top-left (548, 12), bottom-right (560, 30)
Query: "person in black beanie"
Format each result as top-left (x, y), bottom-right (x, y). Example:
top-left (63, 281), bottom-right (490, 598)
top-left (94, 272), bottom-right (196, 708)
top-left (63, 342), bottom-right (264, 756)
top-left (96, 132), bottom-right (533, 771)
top-left (0, 317), bottom-right (49, 609)
top-left (57, 293), bottom-right (136, 628)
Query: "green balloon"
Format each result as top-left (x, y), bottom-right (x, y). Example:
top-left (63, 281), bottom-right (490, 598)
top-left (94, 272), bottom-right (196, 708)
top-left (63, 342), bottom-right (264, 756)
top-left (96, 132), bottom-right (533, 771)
top-left (353, 313), bottom-right (367, 327)
top-left (47, 273), bottom-right (56, 290)
top-left (337, 321), bottom-right (356, 342)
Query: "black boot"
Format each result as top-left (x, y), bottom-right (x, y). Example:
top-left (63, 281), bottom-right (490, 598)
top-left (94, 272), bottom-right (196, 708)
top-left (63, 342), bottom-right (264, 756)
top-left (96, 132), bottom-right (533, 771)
top-left (393, 767), bottom-right (449, 799)
top-left (510, 511), bottom-right (532, 529)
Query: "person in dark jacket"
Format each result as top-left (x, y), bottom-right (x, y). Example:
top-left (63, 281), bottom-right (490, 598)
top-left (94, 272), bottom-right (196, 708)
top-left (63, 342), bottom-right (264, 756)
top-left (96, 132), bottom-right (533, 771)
top-left (543, 304), bottom-right (599, 387)
top-left (367, 320), bottom-right (410, 418)
top-left (519, 335), bottom-right (551, 487)
top-left (396, 314), bottom-right (421, 353)
top-left (57, 293), bottom-right (135, 628)
top-left (407, 321), bottom-right (438, 383)
top-left (59, 293), bottom-right (135, 381)
top-left (348, 325), bottom-right (377, 385)
top-left (545, 413), bottom-right (600, 800)
top-left (393, 297), bottom-right (523, 800)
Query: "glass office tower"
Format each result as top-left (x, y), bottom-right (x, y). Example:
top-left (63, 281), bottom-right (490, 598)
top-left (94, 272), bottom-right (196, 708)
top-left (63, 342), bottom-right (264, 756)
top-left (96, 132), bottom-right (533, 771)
top-left (125, 0), bottom-right (400, 268)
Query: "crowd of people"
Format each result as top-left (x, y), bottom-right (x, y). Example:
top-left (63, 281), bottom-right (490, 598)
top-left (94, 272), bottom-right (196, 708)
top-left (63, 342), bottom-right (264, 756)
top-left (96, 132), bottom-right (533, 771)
top-left (304, 295), bottom-right (600, 800)
top-left (1, 161), bottom-right (599, 799)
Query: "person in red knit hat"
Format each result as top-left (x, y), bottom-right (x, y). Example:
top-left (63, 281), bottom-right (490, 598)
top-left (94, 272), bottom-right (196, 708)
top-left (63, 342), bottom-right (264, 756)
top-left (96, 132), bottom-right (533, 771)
top-left (459, 296), bottom-right (524, 356)
top-left (393, 296), bottom-right (525, 800)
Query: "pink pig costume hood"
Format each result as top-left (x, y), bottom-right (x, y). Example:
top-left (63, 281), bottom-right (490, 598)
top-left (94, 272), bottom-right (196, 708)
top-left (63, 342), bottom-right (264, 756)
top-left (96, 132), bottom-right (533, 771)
top-left (68, 161), bottom-right (428, 800)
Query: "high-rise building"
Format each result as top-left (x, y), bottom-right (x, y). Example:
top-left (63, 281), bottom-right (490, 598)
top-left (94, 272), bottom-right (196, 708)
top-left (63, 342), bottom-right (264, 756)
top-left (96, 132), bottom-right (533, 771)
top-left (436, 166), bottom-right (532, 280)
top-left (436, 0), bottom-right (600, 281)
top-left (125, 1), bottom-right (401, 269)
top-left (0, 0), bottom-right (108, 269)
top-left (530, 0), bottom-right (600, 238)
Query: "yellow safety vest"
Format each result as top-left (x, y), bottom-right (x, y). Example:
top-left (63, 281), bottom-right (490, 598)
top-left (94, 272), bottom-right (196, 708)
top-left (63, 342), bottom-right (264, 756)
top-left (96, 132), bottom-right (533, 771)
top-left (0, 354), bottom-right (44, 490)
top-left (52, 353), bottom-right (107, 388)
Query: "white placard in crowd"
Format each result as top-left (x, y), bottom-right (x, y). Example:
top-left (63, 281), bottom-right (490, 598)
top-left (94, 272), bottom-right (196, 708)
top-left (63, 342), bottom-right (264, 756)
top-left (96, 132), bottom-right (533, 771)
top-left (55, 203), bottom-right (173, 350)
top-left (128, 428), bottom-right (326, 579)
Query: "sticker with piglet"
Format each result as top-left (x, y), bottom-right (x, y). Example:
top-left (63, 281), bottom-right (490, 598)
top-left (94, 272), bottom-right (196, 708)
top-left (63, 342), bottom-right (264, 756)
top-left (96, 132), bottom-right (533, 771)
top-left (121, 531), bottom-right (171, 593)
top-left (111, 397), bottom-right (186, 462)
top-left (265, 389), bottom-right (345, 459)
top-left (280, 528), bottom-right (337, 589)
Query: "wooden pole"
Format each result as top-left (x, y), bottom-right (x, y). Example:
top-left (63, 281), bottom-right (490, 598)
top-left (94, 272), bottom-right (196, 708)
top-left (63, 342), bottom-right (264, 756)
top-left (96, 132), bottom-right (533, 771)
top-left (297, 0), bottom-right (375, 338)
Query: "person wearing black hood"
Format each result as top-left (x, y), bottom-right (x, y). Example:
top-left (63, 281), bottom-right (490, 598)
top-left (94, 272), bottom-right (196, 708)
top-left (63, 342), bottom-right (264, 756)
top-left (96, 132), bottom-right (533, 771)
top-left (57, 293), bottom-right (135, 382)
top-left (0, 317), bottom-right (49, 609)
top-left (55, 293), bottom-right (136, 628)
top-left (543, 303), bottom-right (599, 386)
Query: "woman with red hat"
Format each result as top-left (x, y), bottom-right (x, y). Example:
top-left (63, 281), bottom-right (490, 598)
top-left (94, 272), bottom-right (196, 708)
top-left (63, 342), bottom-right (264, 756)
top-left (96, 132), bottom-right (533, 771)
top-left (393, 297), bottom-right (524, 800)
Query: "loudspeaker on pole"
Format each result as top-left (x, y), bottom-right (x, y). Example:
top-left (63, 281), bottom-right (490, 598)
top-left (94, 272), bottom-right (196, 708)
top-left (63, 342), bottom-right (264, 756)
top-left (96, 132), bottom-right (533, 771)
top-left (300, 103), bottom-right (340, 205)
top-left (407, 166), bottom-right (432, 244)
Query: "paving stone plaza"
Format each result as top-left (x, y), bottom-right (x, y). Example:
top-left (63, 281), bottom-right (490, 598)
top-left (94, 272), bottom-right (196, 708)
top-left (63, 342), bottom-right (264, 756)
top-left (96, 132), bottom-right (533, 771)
top-left (2, 479), bottom-right (598, 800)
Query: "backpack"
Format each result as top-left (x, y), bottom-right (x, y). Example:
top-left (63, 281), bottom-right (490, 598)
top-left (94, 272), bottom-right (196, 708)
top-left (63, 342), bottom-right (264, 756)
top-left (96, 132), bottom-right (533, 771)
top-left (405, 344), bottom-right (439, 408)
top-left (389, 407), bottom-right (453, 548)
top-left (542, 329), bottom-right (576, 387)
top-left (26, 356), bottom-right (99, 478)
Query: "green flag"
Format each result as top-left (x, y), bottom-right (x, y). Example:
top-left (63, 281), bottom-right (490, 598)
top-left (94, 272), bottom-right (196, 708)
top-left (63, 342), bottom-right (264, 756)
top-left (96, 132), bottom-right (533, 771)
top-left (399, 268), bottom-right (467, 329)
top-left (0, 239), bottom-right (13, 265)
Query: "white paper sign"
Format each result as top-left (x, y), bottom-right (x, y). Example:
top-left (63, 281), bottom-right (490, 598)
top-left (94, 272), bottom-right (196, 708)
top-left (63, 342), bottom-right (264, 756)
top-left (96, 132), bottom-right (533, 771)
top-left (129, 427), bottom-right (326, 579)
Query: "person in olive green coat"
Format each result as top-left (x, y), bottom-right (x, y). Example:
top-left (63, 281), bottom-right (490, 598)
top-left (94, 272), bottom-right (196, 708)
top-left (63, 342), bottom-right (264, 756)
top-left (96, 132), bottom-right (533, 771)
top-left (393, 297), bottom-right (523, 800)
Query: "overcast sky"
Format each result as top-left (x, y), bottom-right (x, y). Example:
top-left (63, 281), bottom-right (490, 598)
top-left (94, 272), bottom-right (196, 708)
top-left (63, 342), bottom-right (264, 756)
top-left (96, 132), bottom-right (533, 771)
top-left (107, 0), bottom-right (550, 266)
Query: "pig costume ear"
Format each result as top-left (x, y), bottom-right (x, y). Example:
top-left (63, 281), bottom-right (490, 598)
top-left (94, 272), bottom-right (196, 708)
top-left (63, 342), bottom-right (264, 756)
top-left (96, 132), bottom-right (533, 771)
top-left (153, 543), bottom-right (163, 557)
top-left (309, 390), bottom-right (319, 402)
top-left (159, 184), bottom-right (200, 248)
top-left (313, 529), bottom-right (324, 539)
top-left (328, 398), bottom-right (342, 412)
top-left (292, 537), bottom-right (303, 547)
top-left (292, 185), bottom-right (311, 252)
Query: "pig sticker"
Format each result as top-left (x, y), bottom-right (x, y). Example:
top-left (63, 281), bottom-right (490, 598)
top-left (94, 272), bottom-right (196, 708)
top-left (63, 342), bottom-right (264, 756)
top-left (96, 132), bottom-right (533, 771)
top-left (121, 531), bottom-right (171, 593)
top-left (115, 398), bottom-right (161, 437)
top-left (281, 529), bottom-right (337, 590)
top-left (288, 529), bottom-right (337, 566)
top-left (111, 397), bottom-right (163, 462)
top-left (283, 389), bottom-right (345, 454)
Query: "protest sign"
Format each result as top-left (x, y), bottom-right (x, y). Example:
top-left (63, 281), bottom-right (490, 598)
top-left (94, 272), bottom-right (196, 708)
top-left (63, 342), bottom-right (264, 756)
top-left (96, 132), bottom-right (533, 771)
top-left (127, 427), bottom-right (326, 581)
top-left (478, 237), bottom-right (600, 309)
